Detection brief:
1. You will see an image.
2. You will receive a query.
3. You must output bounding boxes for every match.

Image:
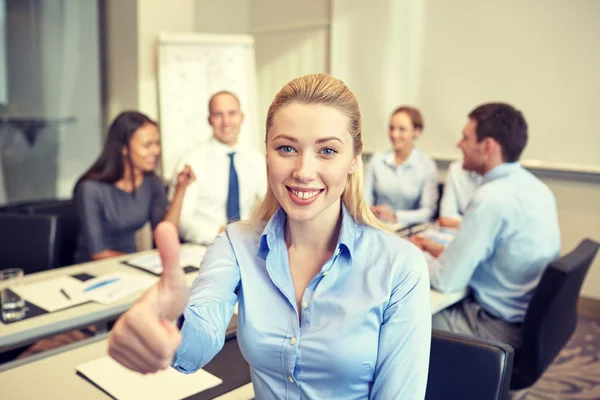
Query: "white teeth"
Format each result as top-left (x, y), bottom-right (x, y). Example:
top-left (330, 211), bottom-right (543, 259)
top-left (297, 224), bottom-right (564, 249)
top-left (291, 189), bottom-right (320, 200)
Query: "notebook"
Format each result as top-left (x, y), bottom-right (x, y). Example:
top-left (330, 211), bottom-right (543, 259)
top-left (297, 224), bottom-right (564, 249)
top-left (76, 356), bottom-right (222, 400)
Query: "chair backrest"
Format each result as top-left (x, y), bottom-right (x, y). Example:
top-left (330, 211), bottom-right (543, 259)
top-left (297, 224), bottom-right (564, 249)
top-left (0, 213), bottom-right (61, 274)
top-left (426, 330), bottom-right (514, 400)
top-left (433, 181), bottom-right (444, 220)
top-left (511, 238), bottom-right (600, 390)
top-left (26, 200), bottom-right (78, 267)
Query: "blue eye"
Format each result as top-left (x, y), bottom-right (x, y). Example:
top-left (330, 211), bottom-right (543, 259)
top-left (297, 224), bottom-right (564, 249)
top-left (277, 145), bottom-right (295, 153)
top-left (320, 147), bottom-right (337, 156)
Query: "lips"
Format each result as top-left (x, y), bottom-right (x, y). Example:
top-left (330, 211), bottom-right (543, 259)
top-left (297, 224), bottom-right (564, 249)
top-left (286, 186), bottom-right (324, 206)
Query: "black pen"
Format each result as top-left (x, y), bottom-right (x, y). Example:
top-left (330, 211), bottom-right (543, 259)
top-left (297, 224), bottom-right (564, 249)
top-left (60, 288), bottom-right (71, 300)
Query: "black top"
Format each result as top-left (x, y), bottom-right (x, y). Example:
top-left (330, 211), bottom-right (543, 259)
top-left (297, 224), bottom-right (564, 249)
top-left (73, 174), bottom-right (167, 263)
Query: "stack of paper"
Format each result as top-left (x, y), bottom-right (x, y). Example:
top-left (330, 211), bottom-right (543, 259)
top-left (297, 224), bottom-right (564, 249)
top-left (76, 356), bottom-right (222, 400)
top-left (11, 276), bottom-right (89, 312)
top-left (77, 272), bottom-right (156, 305)
top-left (12, 272), bottom-right (156, 311)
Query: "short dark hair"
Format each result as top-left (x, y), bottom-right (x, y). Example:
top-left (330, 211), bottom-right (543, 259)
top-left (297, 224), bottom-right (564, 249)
top-left (208, 91), bottom-right (241, 114)
top-left (392, 106), bottom-right (424, 130)
top-left (468, 103), bottom-right (528, 162)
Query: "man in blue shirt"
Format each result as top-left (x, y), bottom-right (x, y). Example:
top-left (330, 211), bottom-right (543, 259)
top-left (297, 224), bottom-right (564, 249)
top-left (412, 103), bottom-right (560, 348)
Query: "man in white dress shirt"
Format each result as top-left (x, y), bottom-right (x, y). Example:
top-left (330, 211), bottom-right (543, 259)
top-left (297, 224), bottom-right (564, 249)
top-left (171, 91), bottom-right (267, 244)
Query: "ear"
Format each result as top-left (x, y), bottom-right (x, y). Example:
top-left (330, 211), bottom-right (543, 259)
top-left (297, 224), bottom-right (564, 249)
top-left (122, 146), bottom-right (128, 156)
top-left (239, 112), bottom-right (245, 124)
top-left (348, 154), bottom-right (360, 174)
top-left (413, 127), bottom-right (423, 140)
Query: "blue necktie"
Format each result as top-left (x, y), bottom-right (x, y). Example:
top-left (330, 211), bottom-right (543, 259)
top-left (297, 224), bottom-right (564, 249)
top-left (226, 152), bottom-right (240, 223)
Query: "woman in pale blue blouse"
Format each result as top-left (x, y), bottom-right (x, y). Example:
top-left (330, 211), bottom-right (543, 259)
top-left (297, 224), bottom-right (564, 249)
top-left (107, 74), bottom-right (431, 399)
top-left (365, 106), bottom-right (439, 227)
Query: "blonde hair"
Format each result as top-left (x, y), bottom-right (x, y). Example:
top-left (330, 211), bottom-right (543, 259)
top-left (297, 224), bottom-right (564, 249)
top-left (252, 73), bottom-right (387, 231)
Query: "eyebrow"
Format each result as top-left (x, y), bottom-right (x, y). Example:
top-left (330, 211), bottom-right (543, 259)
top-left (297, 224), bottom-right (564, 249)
top-left (271, 134), bottom-right (344, 144)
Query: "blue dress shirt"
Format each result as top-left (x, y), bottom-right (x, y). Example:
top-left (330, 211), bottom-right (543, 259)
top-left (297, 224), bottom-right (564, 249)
top-left (173, 204), bottom-right (431, 399)
top-left (364, 148), bottom-right (439, 226)
top-left (428, 163), bottom-right (560, 323)
top-left (439, 160), bottom-right (482, 220)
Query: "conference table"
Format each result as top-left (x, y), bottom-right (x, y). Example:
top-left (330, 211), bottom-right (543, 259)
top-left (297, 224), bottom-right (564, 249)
top-left (0, 244), bottom-right (467, 399)
top-left (0, 244), bottom-right (208, 354)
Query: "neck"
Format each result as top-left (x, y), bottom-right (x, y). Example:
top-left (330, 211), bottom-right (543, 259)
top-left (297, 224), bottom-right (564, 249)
top-left (394, 146), bottom-right (413, 165)
top-left (481, 158), bottom-right (505, 175)
top-left (285, 203), bottom-right (342, 254)
top-left (122, 165), bottom-right (143, 184)
top-left (213, 135), bottom-right (237, 148)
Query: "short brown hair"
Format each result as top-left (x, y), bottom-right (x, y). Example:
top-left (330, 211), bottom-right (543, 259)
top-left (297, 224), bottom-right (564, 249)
top-left (391, 106), bottom-right (424, 130)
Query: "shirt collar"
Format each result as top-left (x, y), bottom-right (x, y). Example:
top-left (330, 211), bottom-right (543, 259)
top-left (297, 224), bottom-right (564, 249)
top-left (257, 202), bottom-right (356, 261)
top-left (383, 148), bottom-right (420, 168)
top-left (482, 162), bottom-right (521, 184)
top-left (209, 136), bottom-right (239, 155)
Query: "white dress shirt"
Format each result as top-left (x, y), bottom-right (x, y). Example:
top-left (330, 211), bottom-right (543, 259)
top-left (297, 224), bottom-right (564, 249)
top-left (439, 160), bottom-right (482, 220)
top-left (171, 137), bottom-right (267, 244)
top-left (364, 148), bottom-right (439, 226)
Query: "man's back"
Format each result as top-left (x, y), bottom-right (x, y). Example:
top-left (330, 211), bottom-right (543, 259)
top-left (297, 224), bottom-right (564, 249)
top-left (430, 163), bottom-right (560, 322)
top-left (469, 164), bottom-right (560, 321)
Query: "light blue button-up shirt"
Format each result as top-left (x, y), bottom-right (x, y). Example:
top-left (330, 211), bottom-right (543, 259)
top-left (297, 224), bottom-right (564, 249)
top-left (364, 148), bottom-right (439, 226)
top-left (439, 160), bottom-right (482, 220)
top-left (428, 163), bottom-right (560, 322)
top-left (173, 204), bottom-right (431, 399)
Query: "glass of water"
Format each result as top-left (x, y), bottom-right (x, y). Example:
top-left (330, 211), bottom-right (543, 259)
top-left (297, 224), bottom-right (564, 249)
top-left (1, 268), bottom-right (26, 322)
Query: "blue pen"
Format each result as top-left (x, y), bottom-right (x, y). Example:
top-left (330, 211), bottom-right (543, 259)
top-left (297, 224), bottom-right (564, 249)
top-left (83, 278), bottom-right (120, 292)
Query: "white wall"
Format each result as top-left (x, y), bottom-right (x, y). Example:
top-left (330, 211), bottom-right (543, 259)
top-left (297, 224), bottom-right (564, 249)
top-left (104, 0), bottom-right (196, 123)
top-left (250, 0), bottom-right (331, 140)
top-left (195, 0), bottom-right (249, 34)
top-left (331, 0), bottom-right (600, 299)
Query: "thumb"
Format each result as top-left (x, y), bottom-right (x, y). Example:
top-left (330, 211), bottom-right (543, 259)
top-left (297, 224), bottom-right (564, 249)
top-left (155, 222), bottom-right (185, 288)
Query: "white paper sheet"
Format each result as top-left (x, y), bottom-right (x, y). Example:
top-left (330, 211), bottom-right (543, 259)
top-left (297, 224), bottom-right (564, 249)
top-left (125, 247), bottom-right (206, 275)
top-left (76, 356), bottom-right (222, 400)
top-left (12, 276), bottom-right (89, 312)
top-left (75, 272), bottom-right (156, 305)
top-left (422, 227), bottom-right (457, 245)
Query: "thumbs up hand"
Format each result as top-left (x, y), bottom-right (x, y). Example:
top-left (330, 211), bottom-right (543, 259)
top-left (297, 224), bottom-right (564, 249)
top-left (108, 222), bottom-right (189, 374)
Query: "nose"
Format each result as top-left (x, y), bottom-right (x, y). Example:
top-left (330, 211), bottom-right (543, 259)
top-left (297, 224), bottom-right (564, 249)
top-left (292, 153), bottom-right (317, 183)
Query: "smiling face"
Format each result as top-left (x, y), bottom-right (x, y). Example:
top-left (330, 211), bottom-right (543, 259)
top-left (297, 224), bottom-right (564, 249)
top-left (124, 123), bottom-right (161, 172)
top-left (266, 103), bottom-right (359, 224)
top-left (208, 93), bottom-right (244, 147)
top-left (388, 111), bottom-right (421, 153)
top-left (458, 118), bottom-right (488, 174)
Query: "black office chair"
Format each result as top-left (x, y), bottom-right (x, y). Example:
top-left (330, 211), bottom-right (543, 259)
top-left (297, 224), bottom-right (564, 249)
top-left (26, 200), bottom-right (78, 267)
top-left (426, 330), bottom-right (514, 400)
top-left (433, 181), bottom-right (444, 220)
top-left (510, 238), bottom-right (600, 390)
top-left (0, 213), bottom-right (62, 274)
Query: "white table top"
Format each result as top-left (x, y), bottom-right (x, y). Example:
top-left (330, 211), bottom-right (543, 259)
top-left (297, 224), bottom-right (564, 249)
top-left (0, 287), bottom-right (467, 399)
top-left (0, 244), bottom-right (206, 351)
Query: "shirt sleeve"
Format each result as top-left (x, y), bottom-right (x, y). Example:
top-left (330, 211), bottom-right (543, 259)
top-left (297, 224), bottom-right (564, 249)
top-left (395, 157), bottom-right (439, 225)
top-left (429, 193), bottom-right (503, 293)
top-left (74, 180), bottom-right (107, 255)
top-left (439, 163), bottom-right (461, 219)
top-left (363, 157), bottom-right (376, 207)
top-left (170, 160), bottom-right (222, 245)
top-left (370, 246), bottom-right (431, 399)
top-left (172, 230), bottom-right (240, 373)
top-left (150, 175), bottom-right (168, 229)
